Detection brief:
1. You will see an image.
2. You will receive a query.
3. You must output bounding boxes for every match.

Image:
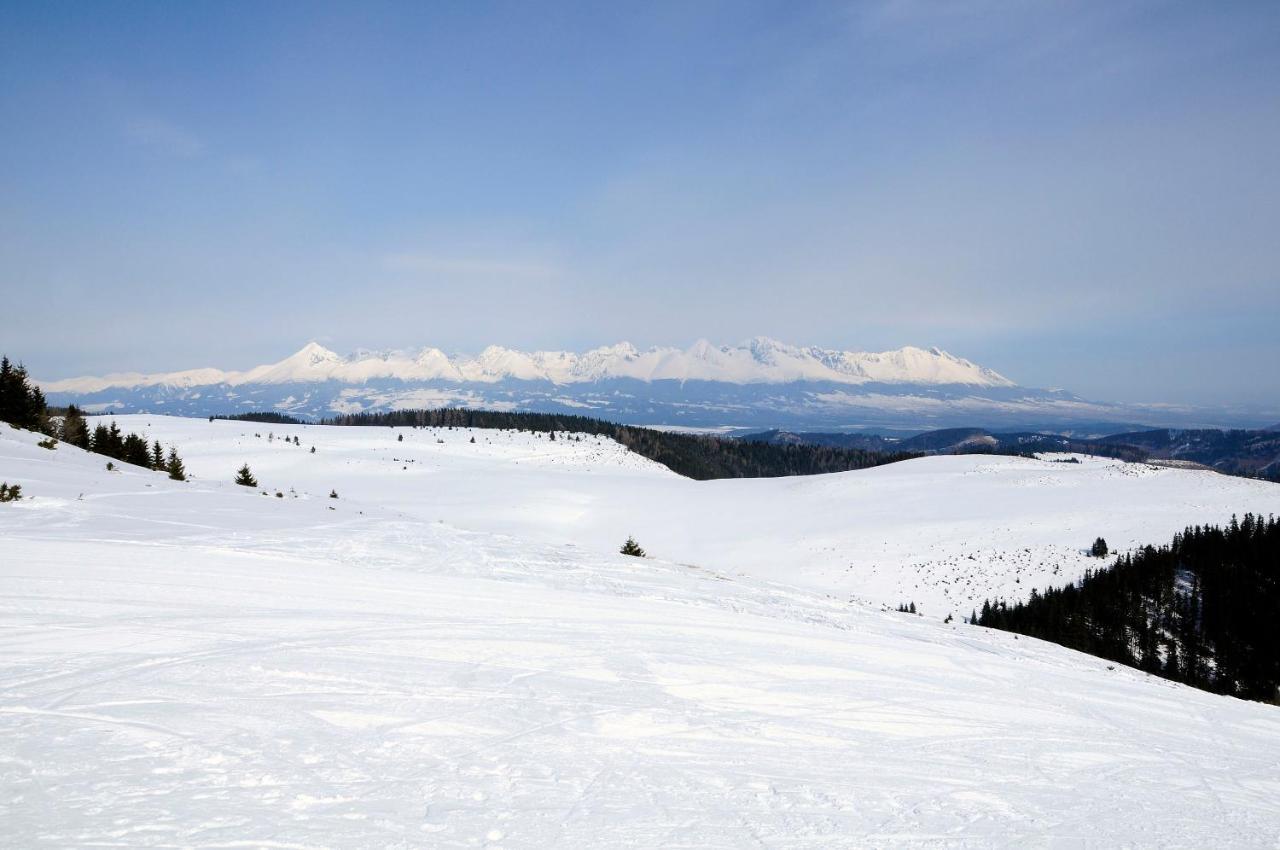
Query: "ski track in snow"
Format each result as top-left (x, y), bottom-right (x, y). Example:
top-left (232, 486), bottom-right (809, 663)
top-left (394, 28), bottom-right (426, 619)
top-left (3, 418), bottom-right (1280, 847)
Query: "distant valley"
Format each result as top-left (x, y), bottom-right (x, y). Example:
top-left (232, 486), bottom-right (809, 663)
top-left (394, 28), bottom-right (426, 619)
top-left (742, 426), bottom-right (1280, 481)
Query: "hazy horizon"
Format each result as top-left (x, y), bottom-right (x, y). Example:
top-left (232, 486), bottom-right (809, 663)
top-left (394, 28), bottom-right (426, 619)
top-left (3, 2), bottom-right (1278, 407)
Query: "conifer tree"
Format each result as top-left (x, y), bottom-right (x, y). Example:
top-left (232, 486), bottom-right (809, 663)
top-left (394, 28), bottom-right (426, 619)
top-left (235, 464), bottom-right (258, 487)
top-left (0, 356), bottom-right (50, 433)
top-left (60, 404), bottom-right (90, 449)
top-left (166, 447), bottom-right (186, 481)
top-left (152, 441), bottom-right (165, 471)
top-left (105, 422), bottom-right (124, 459)
top-left (620, 536), bottom-right (646, 557)
top-left (123, 433), bottom-right (151, 468)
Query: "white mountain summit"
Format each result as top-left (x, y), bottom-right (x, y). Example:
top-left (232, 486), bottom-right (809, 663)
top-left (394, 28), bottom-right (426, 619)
top-left (42, 338), bottom-right (1015, 393)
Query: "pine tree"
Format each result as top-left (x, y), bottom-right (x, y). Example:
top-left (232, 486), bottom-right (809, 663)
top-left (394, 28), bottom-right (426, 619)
top-left (0, 356), bottom-right (49, 433)
top-left (104, 422), bottom-right (124, 459)
top-left (152, 441), bottom-right (165, 471)
top-left (166, 447), bottom-right (186, 481)
top-left (60, 404), bottom-right (90, 449)
top-left (234, 464), bottom-right (258, 487)
top-left (620, 536), bottom-right (646, 557)
top-left (329, 489), bottom-right (338, 499)
top-left (123, 433), bottom-right (151, 468)
top-left (1091, 537), bottom-right (1109, 558)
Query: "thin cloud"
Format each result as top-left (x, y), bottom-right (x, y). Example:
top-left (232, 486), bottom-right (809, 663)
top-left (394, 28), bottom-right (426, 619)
top-left (382, 253), bottom-right (561, 280)
top-left (123, 115), bottom-right (206, 158)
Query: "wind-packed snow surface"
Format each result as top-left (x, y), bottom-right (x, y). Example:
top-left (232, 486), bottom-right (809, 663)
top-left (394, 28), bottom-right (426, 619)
top-left (4, 417), bottom-right (1280, 848)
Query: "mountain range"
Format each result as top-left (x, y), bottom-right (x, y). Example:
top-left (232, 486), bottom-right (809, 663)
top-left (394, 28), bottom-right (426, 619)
top-left (36, 339), bottom-right (1274, 431)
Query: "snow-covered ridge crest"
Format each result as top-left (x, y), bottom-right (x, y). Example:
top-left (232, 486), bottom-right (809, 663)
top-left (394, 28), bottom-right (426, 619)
top-left (39, 338), bottom-right (1016, 392)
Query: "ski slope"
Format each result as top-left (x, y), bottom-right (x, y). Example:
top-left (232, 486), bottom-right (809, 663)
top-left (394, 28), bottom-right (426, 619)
top-left (75, 415), bottom-right (1280, 617)
top-left (4, 419), bottom-right (1280, 847)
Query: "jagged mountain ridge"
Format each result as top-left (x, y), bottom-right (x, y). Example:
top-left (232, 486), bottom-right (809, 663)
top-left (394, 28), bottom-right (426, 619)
top-left (36, 340), bottom-right (1273, 430)
top-left (42, 339), bottom-right (1014, 393)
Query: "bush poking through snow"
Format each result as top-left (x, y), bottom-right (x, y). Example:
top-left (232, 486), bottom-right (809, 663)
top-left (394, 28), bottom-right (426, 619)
top-left (329, 489), bottom-right (338, 499)
top-left (37, 437), bottom-right (57, 450)
top-left (620, 536), bottom-right (646, 557)
top-left (0, 482), bottom-right (22, 502)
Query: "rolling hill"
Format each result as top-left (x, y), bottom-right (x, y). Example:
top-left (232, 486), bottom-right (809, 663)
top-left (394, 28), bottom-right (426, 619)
top-left (4, 417), bottom-right (1280, 846)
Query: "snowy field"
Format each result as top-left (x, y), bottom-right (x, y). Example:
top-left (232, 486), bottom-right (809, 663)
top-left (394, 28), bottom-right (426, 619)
top-left (4, 417), bottom-right (1280, 847)
top-left (68, 415), bottom-right (1280, 617)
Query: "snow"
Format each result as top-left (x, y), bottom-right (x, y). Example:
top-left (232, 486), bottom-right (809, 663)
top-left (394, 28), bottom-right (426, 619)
top-left (39, 338), bottom-right (1016, 393)
top-left (4, 418), bottom-right (1280, 847)
top-left (64, 415), bottom-right (1280, 619)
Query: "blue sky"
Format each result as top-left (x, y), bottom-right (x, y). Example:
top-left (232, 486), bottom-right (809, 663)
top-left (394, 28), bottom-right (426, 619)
top-left (2, 1), bottom-right (1278, 406)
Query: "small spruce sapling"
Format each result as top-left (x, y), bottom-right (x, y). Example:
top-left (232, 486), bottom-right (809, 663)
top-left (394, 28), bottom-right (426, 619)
top-left (235, 464), bottom-right (258, 487)
top-left (166, 447), bottom-right (186, 481)
top-left (620, 536), bottom-right (646, 557)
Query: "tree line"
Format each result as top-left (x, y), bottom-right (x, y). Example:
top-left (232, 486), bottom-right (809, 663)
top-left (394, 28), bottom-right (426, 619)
top-left (976, 514), bottom-right (1280, 703)
top-left (320, 408), bottom-right (920, 479)
top-left (1, 355), bottom-right (187, 480)
top-left (213, 412), bottom-right (306, 425)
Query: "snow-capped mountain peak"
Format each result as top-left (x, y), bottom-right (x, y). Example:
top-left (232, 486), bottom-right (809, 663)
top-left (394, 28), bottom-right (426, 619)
top-left (38, 339), bottom-right (1017, 394)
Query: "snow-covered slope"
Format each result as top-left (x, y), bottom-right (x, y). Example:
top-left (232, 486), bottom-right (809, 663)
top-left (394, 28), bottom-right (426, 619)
top-left (41, 338), bottom-right (1015, 392)
top-left (4, 420), bottom-right (1280, 847)
top-left (58, 415), bottom-right (1280, 618)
